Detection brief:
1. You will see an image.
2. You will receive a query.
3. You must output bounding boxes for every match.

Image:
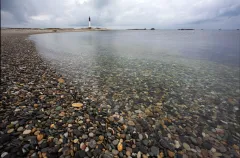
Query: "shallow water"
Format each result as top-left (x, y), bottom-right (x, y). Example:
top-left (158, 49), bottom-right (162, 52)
top-left (30, 30), bottom-right (240, 148)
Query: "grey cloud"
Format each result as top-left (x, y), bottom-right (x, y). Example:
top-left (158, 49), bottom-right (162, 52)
top-left (219, 4), bottom-right (240, 17)
top-left (1, 0), bottom-right (240, 29)
top-left (1, 0), bottom-right (36, 23)
top-left (93, 0), bottom-right (112, 9)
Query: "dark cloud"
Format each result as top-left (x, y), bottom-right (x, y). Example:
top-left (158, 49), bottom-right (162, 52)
top-left (219, 4), bottom-right (240, 17)
top-left (1, 0), bottom-right (35, 23)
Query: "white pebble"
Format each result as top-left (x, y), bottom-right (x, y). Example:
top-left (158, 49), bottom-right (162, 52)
top-left (1, 152), bottom-right (8, 158)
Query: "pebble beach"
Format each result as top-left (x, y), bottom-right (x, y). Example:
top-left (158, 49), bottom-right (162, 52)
top-left (1, 29), bottom-right (240, 158)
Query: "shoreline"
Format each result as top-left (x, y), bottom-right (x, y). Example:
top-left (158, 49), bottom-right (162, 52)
top-left (1, 30), bottom-right (239, 158)
top-left (1, 28), bottom-right (110, 37)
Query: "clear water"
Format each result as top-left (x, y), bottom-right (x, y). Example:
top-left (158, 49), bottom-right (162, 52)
top-left (30, 30), bottom-right (240, 67)
top-left (30, 30), bottom-right (240, 145)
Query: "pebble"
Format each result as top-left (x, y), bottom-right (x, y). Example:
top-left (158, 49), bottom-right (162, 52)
top-left (202, 141), bottom-right (212, 150)
top-left (102, 153), bottom-right (113, 158)
top-left (142, 139), bottom-right (149, 146)
top-left (75, 150), bottom-right (86, 158)
top-left (89, 132), bottom-right (94, 137)
top-left (117, 141), bottom-right (123, 152)
top-left (85, 147), bottom-right (89, 152)
top-left (211, 147), bottom-right (216, 153)
top-left (72, 103), bottom-right (83, 108)
top-left (137, 151), bottom-right (141, 158)
top-left (202, 132), bottom-right (206, 137)
top-left (168, 150), bottom-right (175, 157)
top-left (99, 135), bottom-right (104, 141)
top-left (142, 154), bottom-right (148, 158)
top-left (175, 140), bottom-right (181, 149)
top-left (23, 129), bottom-right (32, 135)
top-left (11, 121), bottom-right (18, 125)
top-left (88, 139), bottom-right (96, 148)
top-left (126, 151), bottom-right (131, 156)
top-left (17, 126), bottom-right (24, 132)
top-left (1, 152), bottom-right (8, 158)
top-left (58, 78), bottom-right (65, 83)
top-left (190, 137), bottom-right (197, 145)
top-left (37, 134), bottom-right (44, 141)
top-left (219, 146), bottom-right (227, 153)
top-left (213, 152), bottom-right (222, 157)
top-left (33, 104), bottom-right (38, 108)
top-left (64, 132), bottom-right (68, 138)
top-left (82, 134), bottom-right (88, 139)
top-left (112, 139), bottom-right (119, 146)
top-left (128, 120), bottom-right (135, 126)
top-left (80, 143), bottom-right (86, 150)
top-left (7, 129), bottom-right (14, 134)
top-left (73, 139), bottom-right (79, 143)
top-left (151, 146), bottom-right (159, 156)
top-left (183, 143), bottom-right (190, 150)
top-left (56, 106), bottom-right (62, 111)
top-left (112, 149), bottom-right (119, 155)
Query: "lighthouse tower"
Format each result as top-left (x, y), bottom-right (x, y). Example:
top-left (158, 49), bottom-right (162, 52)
top-left (88, 16), bottom-right (91, 29)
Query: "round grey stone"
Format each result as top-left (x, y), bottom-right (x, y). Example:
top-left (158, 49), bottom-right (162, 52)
top-left (112, 139), bottom-right (119, 146)
top-left (151, 146), bottom-right (159, 156)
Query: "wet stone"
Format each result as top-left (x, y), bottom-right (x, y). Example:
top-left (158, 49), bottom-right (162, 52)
top-left (128, 121), bottom-right (135, 126)
top-left (139, 145), bottom-right (148, 154)
top-left (23, 130), bottom-right (31, 135)
top-left (126, 151), bottom-right (131, 157)
top-left (88, 139), bottom-right (96, 148)
top-left (219, 146), bottom-right (227, 153)
top-left (112, 139), bottom-right (119, 146)
top-left (202, 141), bottom-right (212, 150)
top-left (55, 106), bottom-right (62, 111)
top-left (73, 129), bottom-right (81, 137)
top-left (142, 139), bottom-right (149, 146)
top-left (1, 152), bottom-right (8, 158)
top-left (82, 134), bottom-right (88, 139)
top-left (190, 137), bottom-right (197, 145)
top-left (17, 127), bottom-right (24, 132)
top-left (151, 146), bottom-right (159, 156)
top-left (112, 149), bottom-right (119, 155)
top-left (139, 134), bottom-right (143, 140)
top-left (89, 132), bottom-right (94, 137)
top-left (101, 153), bottom-right (113, 158)
top-left (183, 143), bottom-right (191, 150)
top-left (7, 129), bottom-right (14, 134)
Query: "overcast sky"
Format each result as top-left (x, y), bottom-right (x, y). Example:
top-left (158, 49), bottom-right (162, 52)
top-left (1, 0), bottom-right (240, 29)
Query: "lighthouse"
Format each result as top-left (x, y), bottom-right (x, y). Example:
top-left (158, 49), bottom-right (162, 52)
top-left (88, 16), bottom-right (91, 29)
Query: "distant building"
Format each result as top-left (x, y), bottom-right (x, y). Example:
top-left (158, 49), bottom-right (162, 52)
top-left (89, 16), bottom-right (91, 29)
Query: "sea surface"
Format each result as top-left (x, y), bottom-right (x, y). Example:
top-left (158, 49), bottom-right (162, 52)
top-left (30, 30), bottom-right (240, 145)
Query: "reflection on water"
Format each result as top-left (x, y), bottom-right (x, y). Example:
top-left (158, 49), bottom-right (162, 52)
top-left (30, 30), bottom-right (240, 153)
top-left (31, 30), bottom-right (240, 66)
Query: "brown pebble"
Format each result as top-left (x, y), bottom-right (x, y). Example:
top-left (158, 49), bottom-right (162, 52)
top-left (117, 142), bottom-right (123, 151)
top-left (37, 134), bottom-right (44, 141)
top-left (99, 135), bottom-right (104, 141)
top-left (126, 151), bottom-right (131, 156)
top-left (34, 104), bottom-right (38, 108)
top-left (58, 78), bottom-right (65, 83)
top-left (31, 128), bottom-right (37, 133)
top-left (167, 150), bottom-right (175, 158)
